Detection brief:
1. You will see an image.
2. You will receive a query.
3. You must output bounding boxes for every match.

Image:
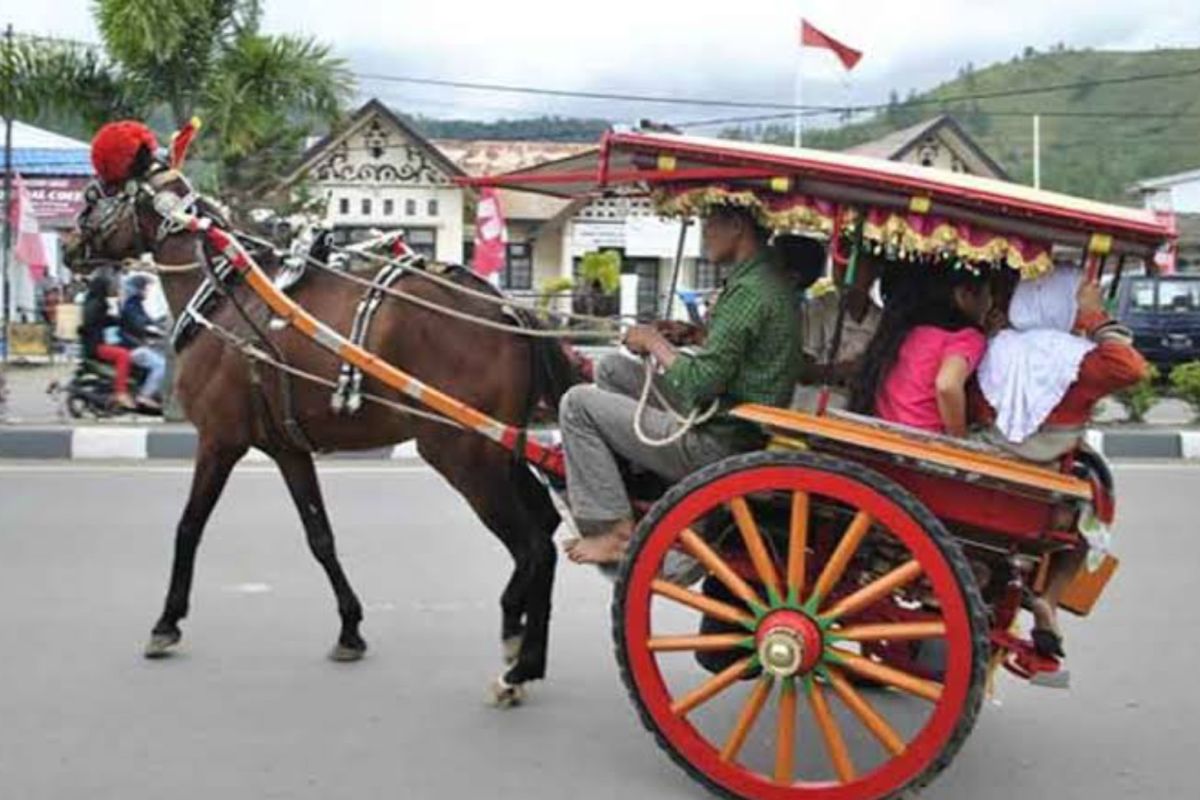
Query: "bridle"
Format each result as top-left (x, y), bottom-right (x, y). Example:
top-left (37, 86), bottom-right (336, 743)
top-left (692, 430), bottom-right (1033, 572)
top-left (75, 164), bottom-right (215, 272)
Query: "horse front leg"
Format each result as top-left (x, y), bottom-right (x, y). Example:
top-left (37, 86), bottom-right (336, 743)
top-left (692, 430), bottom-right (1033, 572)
top-left (272, 449), bottom-right (367, 662)
top-left (146, 438), bottom-right (246, 657)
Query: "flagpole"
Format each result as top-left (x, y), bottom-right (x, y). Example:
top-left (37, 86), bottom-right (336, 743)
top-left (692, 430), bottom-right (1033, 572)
top-left (2, 23), bottom-right (13, 363)
top-left (793, 39), bottom-right (804, 148)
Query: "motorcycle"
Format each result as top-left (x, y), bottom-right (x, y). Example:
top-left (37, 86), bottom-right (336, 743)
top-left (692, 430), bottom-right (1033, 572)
top-left (51, 329), bottom-right (168, 419)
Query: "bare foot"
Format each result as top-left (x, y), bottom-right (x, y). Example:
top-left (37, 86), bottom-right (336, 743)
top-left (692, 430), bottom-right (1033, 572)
top-left (565, 521), bottom-right (633, 565)
top-left (114, 392), bottom-right (137, 410)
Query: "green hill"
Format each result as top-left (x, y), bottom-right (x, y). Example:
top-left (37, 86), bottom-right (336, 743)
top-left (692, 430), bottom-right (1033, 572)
top-left (727, 46), bottom-right (1200, 202)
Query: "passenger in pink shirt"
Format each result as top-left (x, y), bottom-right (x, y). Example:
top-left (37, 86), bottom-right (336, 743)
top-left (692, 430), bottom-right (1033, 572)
top-left (849, 264), bottom-right (992, 436)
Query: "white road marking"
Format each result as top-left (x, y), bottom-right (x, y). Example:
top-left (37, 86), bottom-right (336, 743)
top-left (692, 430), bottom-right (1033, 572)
top-left (225, 582), bottom-right (272, 594)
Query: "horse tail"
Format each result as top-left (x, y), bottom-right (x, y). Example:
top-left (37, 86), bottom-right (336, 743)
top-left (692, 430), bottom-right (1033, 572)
top-left (520, 313), bottom-right (585, 414)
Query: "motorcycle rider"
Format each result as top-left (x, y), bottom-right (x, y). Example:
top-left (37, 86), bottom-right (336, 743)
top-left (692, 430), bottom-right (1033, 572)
top-left (79, 270), bottom-right (136, 410)
top-left (119, 274), bottom-right (166, 410)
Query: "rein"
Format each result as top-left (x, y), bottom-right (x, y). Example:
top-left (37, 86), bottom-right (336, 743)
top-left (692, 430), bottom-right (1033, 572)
top-left (230, 228), bottom-right (625, 341)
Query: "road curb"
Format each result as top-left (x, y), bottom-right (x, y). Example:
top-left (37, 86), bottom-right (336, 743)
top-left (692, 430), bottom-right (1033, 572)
top-left (0, 426), bottom-right (423, 462)
top-left (0, 425), bottom-right (1196, 461)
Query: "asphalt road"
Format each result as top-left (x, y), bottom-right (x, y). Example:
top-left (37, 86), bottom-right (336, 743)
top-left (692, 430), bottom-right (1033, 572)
top-left (1, 460), bottom-right (1197, 800)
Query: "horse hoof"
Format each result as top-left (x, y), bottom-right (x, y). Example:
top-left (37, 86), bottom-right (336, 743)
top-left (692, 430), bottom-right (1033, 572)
top-left (502, 635), bottom-right (523, 667)
top-left (329, 643), bottom-right (367, 662)
top-left (144, 631), bottom-right (181, 659)
top-left (488, 676), bottom-right (527, 709)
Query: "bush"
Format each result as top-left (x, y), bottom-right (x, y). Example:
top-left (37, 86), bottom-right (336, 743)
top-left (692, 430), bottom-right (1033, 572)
top-left (1169, 361), bottom-right (1200, 422)
top-left (1115, 364), bottom-right (1160, 423)
top-left (536, 276), bottom-right (574, 312)
top-left (578, 250), bottom-right (621, 294)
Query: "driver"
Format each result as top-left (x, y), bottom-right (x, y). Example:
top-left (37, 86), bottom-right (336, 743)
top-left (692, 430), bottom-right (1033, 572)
top-left (559, 203), bottom-right (801, 564)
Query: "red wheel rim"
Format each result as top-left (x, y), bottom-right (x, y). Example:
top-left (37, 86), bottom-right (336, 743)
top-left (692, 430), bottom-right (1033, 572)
top-left (622, 463), bottom-right (977, 800)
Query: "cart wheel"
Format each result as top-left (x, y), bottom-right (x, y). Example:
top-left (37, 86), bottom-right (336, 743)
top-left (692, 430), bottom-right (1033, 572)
top-left (613, 451), bottom-right (987, 800)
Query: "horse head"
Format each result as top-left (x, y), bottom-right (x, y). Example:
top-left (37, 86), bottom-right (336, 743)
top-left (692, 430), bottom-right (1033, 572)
top-left (73, 120), bottom-right (221, 272)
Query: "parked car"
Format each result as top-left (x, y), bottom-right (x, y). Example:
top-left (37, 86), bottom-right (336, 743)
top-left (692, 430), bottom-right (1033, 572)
top-left (1114, 274), bottom-right (1200, 370)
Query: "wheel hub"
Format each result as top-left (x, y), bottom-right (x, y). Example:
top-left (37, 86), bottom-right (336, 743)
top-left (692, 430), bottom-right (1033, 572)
top-left (755, 610), bottom-right (822, 678)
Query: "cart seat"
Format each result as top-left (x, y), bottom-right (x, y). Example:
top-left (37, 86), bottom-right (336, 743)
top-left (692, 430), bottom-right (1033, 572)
top-left (730, 403), bottom-right (1092, 541)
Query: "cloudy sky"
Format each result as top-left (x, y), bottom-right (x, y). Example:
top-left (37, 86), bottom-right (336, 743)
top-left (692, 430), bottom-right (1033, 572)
top-left (11, 0), bottom-right (1200, 127)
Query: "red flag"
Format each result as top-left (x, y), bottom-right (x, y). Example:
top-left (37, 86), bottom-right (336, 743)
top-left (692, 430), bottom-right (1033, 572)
top-left (9, 173), bottom-right (49, 281)
top-left (471, 187), bottom-right (506, 278)
top-left (800, 19), bottom-right (862, 71)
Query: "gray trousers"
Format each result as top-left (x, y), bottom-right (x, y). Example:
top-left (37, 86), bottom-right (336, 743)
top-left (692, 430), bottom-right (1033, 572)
top-left (559, 353), bottom-right (738, 531)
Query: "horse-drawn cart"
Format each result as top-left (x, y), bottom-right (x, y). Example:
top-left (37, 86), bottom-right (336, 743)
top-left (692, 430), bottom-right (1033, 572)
top-left (76, 124), bottom-right (1174, 800)
top-left (467, 132), bottom-right (1175, 799)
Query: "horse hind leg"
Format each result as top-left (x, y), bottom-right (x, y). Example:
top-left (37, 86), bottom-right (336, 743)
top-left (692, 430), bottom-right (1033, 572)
top-left (272, 449), bottom-right (368, 662)
top-left (146, 439), bottom-right (246, 658)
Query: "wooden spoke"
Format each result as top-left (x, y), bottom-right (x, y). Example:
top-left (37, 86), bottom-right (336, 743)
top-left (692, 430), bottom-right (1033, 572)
top-left (670, 656), bottom-right (754, 716)
top-left (810, 511), bottom-right (874, 607)
top-left (677, 527), bottom-right (764, 608)
top-left (821, 560), bottom-right (925, 622)
top-left (729, 497), bottom-right (783, 601)
top-left (806, 680), bottom-right (856, 783)
top-left (774, 679), bottom-right (798, 785)
top-left (832, 621), bottom-right (947, 643)
top-left (651, 580), bottom-right (754, 627)
top-left (648, 633), bottom-right (750, 653)
top-left (720, 677), bottom-right (774, 763)
top-left (786, 491), bottom-right (809, 602)
top-left (828, 648), bottom-right (943, 703)
top-left (825, 667), bottom-right (906, 757)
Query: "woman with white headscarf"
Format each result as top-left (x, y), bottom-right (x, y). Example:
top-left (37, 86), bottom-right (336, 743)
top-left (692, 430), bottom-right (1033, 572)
top-left (975, 267), bottom-right (1147, 461)
top-left (971, 266), bottom-right (1148, 659)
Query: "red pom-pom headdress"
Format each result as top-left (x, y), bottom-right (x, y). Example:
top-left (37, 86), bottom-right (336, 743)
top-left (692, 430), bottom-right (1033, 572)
top-left (91, 120), bottom-right (160, 185)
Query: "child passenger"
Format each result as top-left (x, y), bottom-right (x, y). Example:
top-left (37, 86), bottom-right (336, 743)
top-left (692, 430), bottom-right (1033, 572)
top-left (849, 263), bottom-right (992, 436)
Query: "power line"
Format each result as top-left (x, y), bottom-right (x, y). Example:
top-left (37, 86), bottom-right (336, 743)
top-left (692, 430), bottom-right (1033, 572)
top-left (14, 27), bottom-right (1200, 124)
top-left (677, 106), bottom-right (1200, 129)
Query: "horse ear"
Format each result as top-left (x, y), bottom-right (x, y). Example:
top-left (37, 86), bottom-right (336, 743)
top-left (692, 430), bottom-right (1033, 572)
top-left (169, 117), bottom-right (202, 169)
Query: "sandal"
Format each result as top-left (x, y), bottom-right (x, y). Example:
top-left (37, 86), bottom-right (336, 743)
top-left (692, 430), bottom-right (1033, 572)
top-left (1031, 628), bottom-right (1065, 659)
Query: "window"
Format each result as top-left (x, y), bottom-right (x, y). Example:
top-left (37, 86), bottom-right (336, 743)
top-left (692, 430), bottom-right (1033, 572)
top-left (1158, 280), bottom-right (1200, 313)
top-left (694, 259), bottom-right (722, 290)
top-left (383, 199), bottom-right (394, 216)
top-left (629, 258), bottom-right (660, 320)
top-left (405, 228), bottom-right (437, 259)
top-left (427, 199), bottom-right (439, 217)
top-left (1130, 279), bottom-right (1157, 312)
top-left (502, 242), bottom-right (533, 290)
top-left (338, 198), bottom-right (349, 215)
top-left (405, 199), bottom-right (416, 216)
top-left (361, 198), bottom-right (372, 216)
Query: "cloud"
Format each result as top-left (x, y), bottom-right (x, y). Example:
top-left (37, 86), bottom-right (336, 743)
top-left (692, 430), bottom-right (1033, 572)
top-left (11, 0), bottom-right (1200, 122)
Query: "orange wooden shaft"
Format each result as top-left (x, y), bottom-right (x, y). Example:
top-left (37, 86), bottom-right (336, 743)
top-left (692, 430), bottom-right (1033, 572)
top-left (721, 678), bottom-right (773, 763)
top-left (651, 580), bottom-right (754, 627)
top-left (647, 633), bottom-right (749, 652)
top-left (730, 498), bottom-right (782, 600)
top-left (829, 648), bottom-right (942, 702)
top-left (678, 527), bottom-right (764, 609)
top-left (822, 560), bottom-right (924, 621)
top-left (670, 656), bottom-right (753, 716)
top-left (825, 667), bottom-right (906, 756)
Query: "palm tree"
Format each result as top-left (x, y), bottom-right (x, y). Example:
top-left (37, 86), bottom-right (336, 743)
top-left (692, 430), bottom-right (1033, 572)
top-left (3, 0), bottom-right (353, 206)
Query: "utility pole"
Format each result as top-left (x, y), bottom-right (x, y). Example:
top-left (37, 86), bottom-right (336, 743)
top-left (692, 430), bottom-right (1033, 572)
top-left (1032, 113), bottom-right (1041, 190)
top-left (2, 23), bottom-right (14, 363)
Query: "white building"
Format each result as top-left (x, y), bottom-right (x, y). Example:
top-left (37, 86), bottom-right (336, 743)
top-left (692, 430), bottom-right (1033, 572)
top-left (281, 99), bottom-right (467, 263)
top-left (1129, 168), bottom-right (1200, 214)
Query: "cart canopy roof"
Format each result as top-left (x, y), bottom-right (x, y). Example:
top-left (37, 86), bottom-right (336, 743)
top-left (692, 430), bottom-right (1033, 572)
top-left (461, 131), bottom-right (1176, 276)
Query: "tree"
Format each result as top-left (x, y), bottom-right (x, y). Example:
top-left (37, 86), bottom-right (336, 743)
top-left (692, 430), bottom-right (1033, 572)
top-left (3, 0), bottom-right (353, 207)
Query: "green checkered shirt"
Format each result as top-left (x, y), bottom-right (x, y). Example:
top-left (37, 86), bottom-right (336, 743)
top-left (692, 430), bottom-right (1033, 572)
top-left (662, 252), bottom-right (801, 447)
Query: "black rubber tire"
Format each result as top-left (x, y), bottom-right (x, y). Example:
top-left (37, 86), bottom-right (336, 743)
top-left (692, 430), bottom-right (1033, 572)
top-left (612, 449), bottom-right (990, 800)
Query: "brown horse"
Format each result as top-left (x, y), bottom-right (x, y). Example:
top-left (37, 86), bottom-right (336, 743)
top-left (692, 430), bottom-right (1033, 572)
top-left (74, 164), bottom-right (580, 702)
